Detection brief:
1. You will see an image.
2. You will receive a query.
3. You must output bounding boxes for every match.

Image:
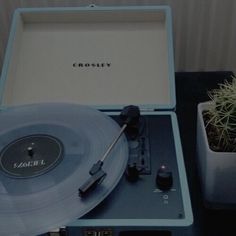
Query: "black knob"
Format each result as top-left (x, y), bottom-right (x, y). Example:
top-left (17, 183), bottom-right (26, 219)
top-left (125, 164), bottom-right (140, 182)
top-left (156, 165), bottom-right (173, 191)
top-left (120, 105), bottom-right (140, 126)
top-left (120, 105), bottom-right (141, 140)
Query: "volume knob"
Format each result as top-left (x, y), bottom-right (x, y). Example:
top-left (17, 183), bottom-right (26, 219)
top-left (156, 165), bottom-right (173, 191)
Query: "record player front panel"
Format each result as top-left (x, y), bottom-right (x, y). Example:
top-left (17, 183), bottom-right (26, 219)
top-left (82, 114), bottom-right (184, 220)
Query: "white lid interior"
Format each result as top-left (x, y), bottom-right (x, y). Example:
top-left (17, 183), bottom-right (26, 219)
top-left (1, 8), bottom-right (174, 110)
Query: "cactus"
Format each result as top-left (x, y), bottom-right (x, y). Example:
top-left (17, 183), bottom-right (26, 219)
top-left (204, 76), bottom-right (236, 152)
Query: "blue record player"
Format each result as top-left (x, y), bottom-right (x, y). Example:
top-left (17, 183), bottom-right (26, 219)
top-left (0, 5), bottom-right (193, 236)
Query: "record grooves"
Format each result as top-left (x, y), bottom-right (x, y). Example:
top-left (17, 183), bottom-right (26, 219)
top-left (0, 103), bottom-right (128, 236)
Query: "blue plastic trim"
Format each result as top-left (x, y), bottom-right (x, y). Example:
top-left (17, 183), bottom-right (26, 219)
top-left (68, 218), bottom-right (191, 227)
top-left (90, 104), bottom-right (172, 111)
top-left (67, 111), bottom-right (193, 227)
top-left (170, 112), bottom-right (193, 226)
top-left (0, 5), bottom-right (176, 111)
top-left (12, 5), bottom-right (173, 13)
top-left (166, 7), bottom-right (176, 109)
top-left (0, 10), bottom-right (21, 105)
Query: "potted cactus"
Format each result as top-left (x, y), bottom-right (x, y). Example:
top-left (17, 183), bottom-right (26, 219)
top-left (196, 76), bottom-right (236, 208)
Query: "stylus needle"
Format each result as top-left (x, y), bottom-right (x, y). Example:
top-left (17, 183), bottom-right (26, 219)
top-left (78, 123), bottom-right (127, 198)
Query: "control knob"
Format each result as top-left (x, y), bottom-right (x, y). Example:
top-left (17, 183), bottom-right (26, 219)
top-left (156, 165), bottom-right (173, 191)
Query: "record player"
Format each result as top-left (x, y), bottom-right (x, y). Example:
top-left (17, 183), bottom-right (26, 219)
top-left (0, 5), bottom-right (193, 236)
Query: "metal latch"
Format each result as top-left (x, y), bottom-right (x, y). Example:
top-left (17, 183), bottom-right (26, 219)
top-left (47, 227), bottom-right (67, 236)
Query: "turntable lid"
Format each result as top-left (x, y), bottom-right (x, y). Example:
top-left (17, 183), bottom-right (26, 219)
top-left (0, 6), bottom-right (175, 110)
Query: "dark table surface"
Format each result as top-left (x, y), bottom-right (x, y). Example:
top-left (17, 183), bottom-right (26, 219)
top-left (175, 71), bottom-right (236, 236)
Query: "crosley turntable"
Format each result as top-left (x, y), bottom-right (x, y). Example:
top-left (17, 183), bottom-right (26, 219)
top-left (0, 5), bottom-right (193, 236)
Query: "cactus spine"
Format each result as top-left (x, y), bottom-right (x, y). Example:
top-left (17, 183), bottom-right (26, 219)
top-left (205, 77), bottom-right (236, 152)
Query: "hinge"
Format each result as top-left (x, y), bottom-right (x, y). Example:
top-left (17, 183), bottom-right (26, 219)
top-left (47, 227), bottom-right (67, 236)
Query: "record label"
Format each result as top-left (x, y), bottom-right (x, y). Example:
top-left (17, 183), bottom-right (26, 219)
top-left (0, 135), bottom-right (64, 178)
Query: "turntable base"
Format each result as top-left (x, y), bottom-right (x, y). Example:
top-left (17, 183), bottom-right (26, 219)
top-left (66, 113), bottom-right (193, 236)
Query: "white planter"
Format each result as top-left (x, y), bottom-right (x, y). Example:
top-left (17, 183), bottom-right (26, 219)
top-left (196, 102), bottom-right (236, 209)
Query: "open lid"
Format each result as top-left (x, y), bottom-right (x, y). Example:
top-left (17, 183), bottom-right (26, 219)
top-left (0, 5), bottom-right (175, 111)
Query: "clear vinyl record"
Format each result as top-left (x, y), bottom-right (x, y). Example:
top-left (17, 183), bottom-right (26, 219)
top-left (0, 103), bottom-right (128, 236)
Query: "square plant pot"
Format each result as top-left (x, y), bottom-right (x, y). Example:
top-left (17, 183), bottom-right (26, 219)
top-left (196, 102), bottom-right (236, 209)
